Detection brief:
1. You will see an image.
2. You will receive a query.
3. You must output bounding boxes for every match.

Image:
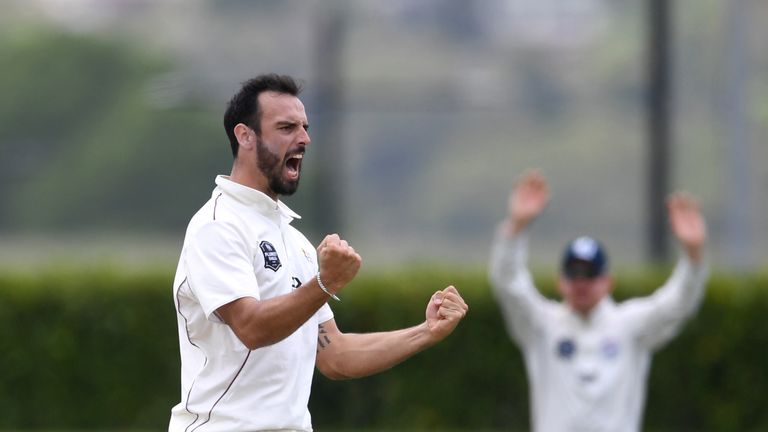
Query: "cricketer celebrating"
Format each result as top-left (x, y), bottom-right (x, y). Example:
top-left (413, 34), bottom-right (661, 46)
top-left (169, 74), bottom-right (468, 432)
top-left (489, 169), bottom-right (709, 432)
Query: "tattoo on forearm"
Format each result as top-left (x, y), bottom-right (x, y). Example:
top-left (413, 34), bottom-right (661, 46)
top-left (317, 324), bottom-right (332, 351)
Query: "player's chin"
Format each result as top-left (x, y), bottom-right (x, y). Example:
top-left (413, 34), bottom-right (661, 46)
top-left (277, 178), bottom-right (300, 196)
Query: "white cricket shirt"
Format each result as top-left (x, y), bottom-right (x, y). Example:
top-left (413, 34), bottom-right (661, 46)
top-left (489, 230), bottom-right (708, 432)
top-left (169, 175), bottom-right (333, 432)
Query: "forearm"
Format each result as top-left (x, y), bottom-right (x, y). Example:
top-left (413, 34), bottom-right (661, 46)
top-left (218, 278), bottom-right (333, 349)
top-left (489, 223), bottom-right (530, 293)
top-left (677, 253), bottom-right (709, 305)
top-left (650, 254), bottom-right (709, 318)
top-left (319, 322), bottom-right (434, 380)
top-left (631, 254), bottom-right (709, 349)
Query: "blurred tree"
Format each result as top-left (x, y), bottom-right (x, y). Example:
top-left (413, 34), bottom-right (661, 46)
top-left (0, 29), bottom-right (228, 232)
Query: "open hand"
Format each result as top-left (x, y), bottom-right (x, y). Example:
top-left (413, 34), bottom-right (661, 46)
top-left (667, 192), bottom-right (706, 262)
top-left (508, 169), bottom-right (550, 233)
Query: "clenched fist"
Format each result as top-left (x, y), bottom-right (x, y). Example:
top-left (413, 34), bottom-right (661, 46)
top-left (425, 286), bottom-right (469, 342)
top-left (317, 234), bottom-right (362, 296)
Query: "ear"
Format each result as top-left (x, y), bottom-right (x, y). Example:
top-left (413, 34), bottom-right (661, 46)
top-left (234, 123), bottom-right (255, 152)
top-left (601, 275), bottom-right (614, 294)
top-left (556, 275), bottom-right (569, 297)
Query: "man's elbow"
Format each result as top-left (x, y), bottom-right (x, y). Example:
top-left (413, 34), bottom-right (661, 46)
top-left (317, 359), bottom-right (356, 381)
top-left (319, 369), bottom-right (350, 381)
top-left (234, 330), bottom-right (281, 350)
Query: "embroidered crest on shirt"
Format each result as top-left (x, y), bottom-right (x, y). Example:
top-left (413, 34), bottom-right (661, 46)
top-left (260, 241), bottom-right (282, 272)
top-left (557, 338), bottom-right (576, 360)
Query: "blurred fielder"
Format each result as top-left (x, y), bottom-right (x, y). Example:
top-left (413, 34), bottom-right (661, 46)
top-left (489, 169), bottom-right (709, 432)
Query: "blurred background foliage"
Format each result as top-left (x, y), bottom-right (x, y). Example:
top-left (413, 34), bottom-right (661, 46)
top-left (0, 0), bottom-right (765, 270)
top-left (0, 268), bottom-right (766, 430)
top-left (0, 29), bottom-right (225, 232)
top-left (1, 0), bottom-right (767, 430)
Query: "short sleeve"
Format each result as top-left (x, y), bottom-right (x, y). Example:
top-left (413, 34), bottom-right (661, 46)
top-left (185, 220), bottom-right (258, 322)
top-left (316, 302), bottom-right (334, 324)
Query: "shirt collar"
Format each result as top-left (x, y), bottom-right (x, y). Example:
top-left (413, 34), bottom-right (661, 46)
top-left (214, 175), bottom-right (301, 221)
top-left (566, 297), bottom-right (615, 325)
top-left (588, 297), bottom-right (614, 321)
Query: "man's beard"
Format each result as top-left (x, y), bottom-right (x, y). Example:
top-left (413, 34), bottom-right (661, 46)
top-left (256, 137), bottom-right (300, 196)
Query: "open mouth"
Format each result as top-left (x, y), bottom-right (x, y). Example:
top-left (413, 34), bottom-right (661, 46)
top-left (284, 152), bottom-right (304, 180)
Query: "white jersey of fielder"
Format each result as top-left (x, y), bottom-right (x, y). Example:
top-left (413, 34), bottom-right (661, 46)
top-left (489, 230), bottom-right (708, 432)
top-left (169, 175), bottom-right (333, 432)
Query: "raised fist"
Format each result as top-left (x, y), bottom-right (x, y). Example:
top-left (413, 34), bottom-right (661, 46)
top-left (316, 233), bottom-right (362, 295)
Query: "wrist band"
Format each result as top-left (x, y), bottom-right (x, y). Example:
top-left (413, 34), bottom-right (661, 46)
top-left (316, 273), bottom-right (340, 301)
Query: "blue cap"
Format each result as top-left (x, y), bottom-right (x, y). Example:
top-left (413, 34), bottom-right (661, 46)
top-left (561, 236), bottom-right (608, 279)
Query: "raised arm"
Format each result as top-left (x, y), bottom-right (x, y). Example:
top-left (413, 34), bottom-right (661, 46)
top-left (315, 286), bottom-right (468, 380)
top-left (490, 169), bottom-right (549, 287)
top-left (624, 191), bottom-right (709, 349)
top-left (489, 169), bottom-right (554, 345)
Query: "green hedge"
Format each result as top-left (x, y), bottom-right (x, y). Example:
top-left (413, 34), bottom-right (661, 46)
top-left (0, 266), bottom-right (766, 430)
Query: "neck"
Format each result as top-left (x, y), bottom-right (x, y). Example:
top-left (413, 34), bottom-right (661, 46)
top-left (230, 161), bottom-right (277, 201)
top-left (572, 301), bottom-right (600, 319)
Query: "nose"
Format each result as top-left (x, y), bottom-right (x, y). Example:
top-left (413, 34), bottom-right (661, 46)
top-left (570, 278), bottom-right (595, 290)
top-left (299, 127), bottom-right (311, 146)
